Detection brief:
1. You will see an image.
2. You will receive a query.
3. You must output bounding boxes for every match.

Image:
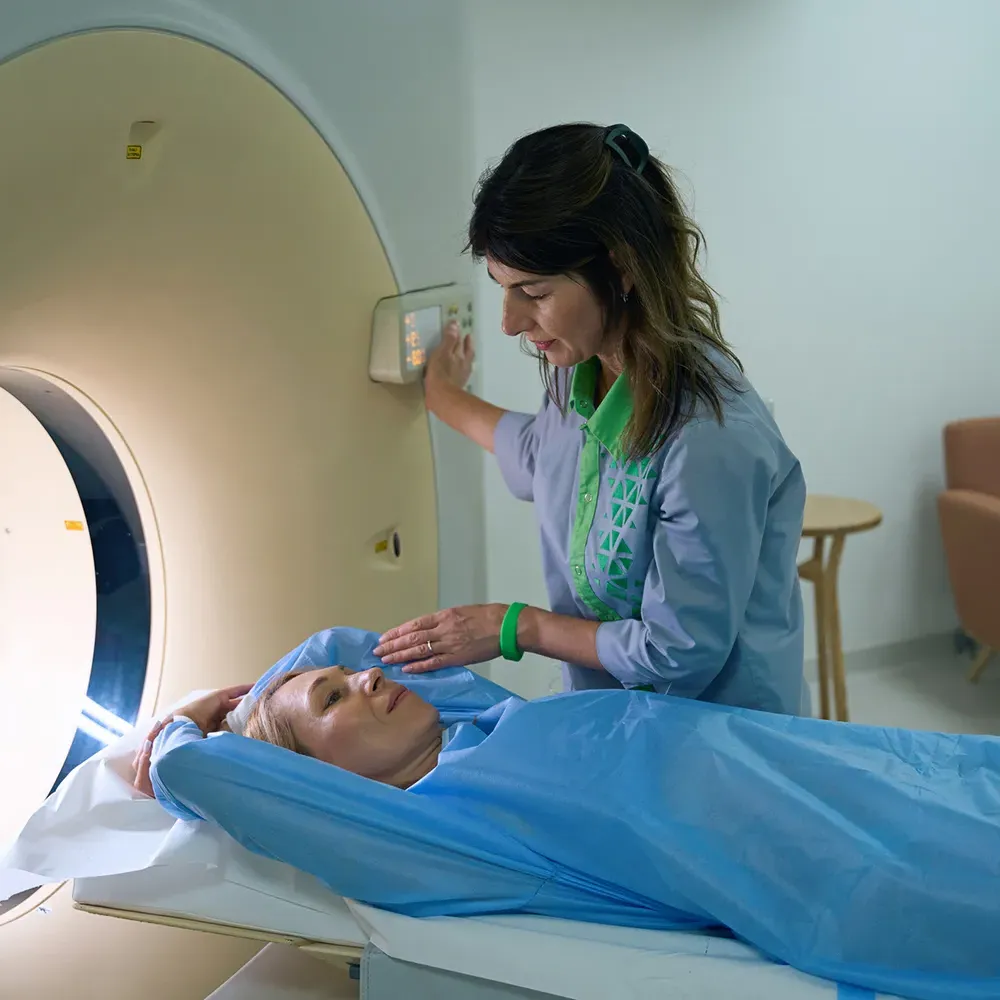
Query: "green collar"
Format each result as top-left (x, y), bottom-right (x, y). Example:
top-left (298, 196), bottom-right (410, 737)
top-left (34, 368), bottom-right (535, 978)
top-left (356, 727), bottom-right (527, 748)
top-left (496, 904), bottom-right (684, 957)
top-left (569, 358), bottom-right (633, 458)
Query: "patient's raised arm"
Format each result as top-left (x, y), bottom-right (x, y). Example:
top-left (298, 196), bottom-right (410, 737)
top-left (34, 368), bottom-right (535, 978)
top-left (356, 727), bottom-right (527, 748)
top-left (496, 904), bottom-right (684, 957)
top-left (148, 728), bottom-right (554, 918)
top-left (132, 685), bottom-right (252, 796)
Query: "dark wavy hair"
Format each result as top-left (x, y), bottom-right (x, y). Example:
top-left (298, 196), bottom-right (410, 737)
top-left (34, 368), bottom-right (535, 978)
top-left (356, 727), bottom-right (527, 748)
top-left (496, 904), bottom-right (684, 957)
top-left (467, 123), bottom-right (743, 460)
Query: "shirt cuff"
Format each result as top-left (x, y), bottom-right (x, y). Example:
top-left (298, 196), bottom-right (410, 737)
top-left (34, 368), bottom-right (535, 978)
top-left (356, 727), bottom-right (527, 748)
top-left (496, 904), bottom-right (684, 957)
top-left (596, 619), bottom-right (717, 696)
top-left (596, 620), bottom-right (666, 689)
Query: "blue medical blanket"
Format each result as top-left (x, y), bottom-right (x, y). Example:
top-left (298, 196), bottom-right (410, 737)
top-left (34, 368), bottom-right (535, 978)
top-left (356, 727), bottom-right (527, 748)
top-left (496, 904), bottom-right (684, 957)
top-left (152, 629), bottom-right (1000, 1000)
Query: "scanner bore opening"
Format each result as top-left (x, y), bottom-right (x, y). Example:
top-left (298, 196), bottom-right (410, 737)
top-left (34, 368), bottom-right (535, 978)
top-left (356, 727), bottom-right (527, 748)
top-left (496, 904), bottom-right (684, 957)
top-left (0, 371), bottom-right (152, 919)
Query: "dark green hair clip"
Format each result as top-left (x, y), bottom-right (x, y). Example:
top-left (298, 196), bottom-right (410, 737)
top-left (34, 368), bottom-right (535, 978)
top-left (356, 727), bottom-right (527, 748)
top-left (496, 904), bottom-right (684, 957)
top-left (603, 124), bottom-right (649, 174)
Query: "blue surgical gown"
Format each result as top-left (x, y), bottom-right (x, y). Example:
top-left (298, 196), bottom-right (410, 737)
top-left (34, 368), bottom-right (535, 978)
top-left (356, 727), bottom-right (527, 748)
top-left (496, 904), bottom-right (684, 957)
top-left (151, 629), bottom-right (1000, 1000)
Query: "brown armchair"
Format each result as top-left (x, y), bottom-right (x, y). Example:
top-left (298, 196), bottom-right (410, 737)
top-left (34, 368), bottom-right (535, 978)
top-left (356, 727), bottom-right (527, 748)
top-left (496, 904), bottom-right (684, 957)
top-left (938, 418), bottom-right (1000, 681)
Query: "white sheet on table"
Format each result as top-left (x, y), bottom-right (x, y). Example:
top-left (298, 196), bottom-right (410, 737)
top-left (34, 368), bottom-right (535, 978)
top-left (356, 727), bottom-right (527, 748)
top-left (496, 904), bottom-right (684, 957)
top-left (0, 695), bottom-right (347, 905)
top-left (1, 716), bottom-right (180, 898)
top-left (73, 857), bottom-right (364, 946)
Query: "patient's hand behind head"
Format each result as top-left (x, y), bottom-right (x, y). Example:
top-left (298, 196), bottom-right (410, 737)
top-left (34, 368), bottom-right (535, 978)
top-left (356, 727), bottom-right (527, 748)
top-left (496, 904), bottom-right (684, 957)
top-left (244, 666), bottom-right (441, 788)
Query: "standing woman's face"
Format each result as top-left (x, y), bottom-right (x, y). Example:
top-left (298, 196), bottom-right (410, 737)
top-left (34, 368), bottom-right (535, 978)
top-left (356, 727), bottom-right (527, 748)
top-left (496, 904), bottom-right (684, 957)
top-left (487, 256), bottom-right (611, 369)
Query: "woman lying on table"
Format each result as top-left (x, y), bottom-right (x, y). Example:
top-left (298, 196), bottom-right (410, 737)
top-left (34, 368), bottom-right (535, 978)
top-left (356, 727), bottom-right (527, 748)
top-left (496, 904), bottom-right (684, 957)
top-left (133, 628), bottom-right (998, 1000)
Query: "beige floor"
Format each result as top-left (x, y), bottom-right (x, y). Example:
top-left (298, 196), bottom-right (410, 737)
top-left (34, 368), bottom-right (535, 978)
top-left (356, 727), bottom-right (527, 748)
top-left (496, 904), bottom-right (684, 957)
top-left (812, 649), bottom-right (1000, 735)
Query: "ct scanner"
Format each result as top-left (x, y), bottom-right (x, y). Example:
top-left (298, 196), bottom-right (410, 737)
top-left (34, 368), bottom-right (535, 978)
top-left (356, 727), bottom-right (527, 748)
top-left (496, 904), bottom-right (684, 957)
top-left (0, 26), bottom-right (450, 998)
top-left (0, 20), bottom-right (961, 1000)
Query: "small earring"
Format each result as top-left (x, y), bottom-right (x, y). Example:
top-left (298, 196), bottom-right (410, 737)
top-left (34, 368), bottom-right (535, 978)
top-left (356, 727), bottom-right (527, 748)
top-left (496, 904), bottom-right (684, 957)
top-left (622, 290), bottom-right (630, 304)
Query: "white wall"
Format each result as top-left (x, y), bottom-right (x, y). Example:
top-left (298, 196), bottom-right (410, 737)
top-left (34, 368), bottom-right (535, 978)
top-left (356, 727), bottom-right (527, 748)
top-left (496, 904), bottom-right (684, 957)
top-left (469, 0), bottom-right (1000, 697)
top-left (0, 0), bottom-right (485, 612)
top-left (6, 1), bottom-right (998, 695)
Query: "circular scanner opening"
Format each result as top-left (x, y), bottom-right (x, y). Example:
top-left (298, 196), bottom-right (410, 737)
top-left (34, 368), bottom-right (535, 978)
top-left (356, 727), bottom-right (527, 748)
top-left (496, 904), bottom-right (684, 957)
top-left (0, 371), bottom-right (152, 908)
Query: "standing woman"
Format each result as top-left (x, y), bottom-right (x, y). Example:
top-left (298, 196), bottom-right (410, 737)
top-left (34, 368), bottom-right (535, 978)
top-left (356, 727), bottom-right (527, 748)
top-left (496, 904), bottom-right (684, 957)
top-left (375, 123), bottom-right (806, 714)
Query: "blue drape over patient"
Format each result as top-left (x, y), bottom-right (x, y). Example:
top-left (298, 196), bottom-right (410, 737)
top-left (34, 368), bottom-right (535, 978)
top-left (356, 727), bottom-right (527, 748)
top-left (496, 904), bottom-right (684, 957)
top-left (151, 628), bottom-right (1000, 1000)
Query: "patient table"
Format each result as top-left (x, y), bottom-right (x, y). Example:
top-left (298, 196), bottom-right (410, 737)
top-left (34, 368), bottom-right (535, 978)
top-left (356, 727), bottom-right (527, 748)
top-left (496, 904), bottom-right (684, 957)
top-left (70, 838), bottom-right (887, 999)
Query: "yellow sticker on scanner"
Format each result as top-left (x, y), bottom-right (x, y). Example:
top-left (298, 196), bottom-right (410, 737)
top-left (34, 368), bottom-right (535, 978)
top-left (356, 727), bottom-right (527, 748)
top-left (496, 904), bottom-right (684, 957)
top-left (374, 539), bottom-right (388, 554)
top-left (126, 145), bottom-right (142, 160)
top-left (65, 520), bottom-right (84, 531)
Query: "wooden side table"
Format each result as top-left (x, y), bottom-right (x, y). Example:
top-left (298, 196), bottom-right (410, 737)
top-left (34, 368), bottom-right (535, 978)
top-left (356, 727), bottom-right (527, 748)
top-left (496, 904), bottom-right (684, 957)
top-left (798, 495), bottom-right (883, 722)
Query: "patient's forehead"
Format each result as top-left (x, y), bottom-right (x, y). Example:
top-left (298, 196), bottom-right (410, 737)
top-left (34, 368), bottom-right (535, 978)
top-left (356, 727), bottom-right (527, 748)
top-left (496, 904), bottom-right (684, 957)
top-left (279, 665), bottom-right (348, 711)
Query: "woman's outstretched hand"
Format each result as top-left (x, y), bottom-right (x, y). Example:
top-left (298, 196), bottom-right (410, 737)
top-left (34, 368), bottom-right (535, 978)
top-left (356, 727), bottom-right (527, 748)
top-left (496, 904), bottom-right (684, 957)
top-left (131, 684), bottom-right (252, 797)
top-left (374, 604), bottom-right (507, 673)
top-left (425, 320), bottom-right (474, 395)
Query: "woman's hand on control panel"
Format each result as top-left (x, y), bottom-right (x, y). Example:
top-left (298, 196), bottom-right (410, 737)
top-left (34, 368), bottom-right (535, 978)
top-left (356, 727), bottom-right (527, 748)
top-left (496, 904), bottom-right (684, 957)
top-left (425, 320), bottom-right (474, 395)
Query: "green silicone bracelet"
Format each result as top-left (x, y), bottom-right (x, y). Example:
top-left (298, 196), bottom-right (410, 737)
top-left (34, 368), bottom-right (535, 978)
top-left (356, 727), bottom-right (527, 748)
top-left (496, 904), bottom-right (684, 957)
top-left (500, 602), bottom-right (527, 662)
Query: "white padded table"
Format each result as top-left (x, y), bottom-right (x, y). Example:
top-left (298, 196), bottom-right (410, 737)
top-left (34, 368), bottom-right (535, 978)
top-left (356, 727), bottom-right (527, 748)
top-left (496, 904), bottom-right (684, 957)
top-left (71, 859), bottom-right (901, 999)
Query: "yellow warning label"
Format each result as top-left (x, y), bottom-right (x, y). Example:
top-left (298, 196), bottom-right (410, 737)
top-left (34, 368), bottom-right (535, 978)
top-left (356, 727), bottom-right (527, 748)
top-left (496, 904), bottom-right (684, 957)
top-left (64, 520), bottom-right (84, 531)
top-left (374, 539), bottom-right (389, 554)
top-left (126, 145), bottom-right (143, 160)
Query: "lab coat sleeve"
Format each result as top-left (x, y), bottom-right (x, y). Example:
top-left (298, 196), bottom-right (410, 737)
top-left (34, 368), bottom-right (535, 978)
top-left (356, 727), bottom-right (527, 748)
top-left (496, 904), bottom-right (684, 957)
top-left (595, 417), bottom-right (775, 693)
top-left (492, 393), bottom-right (551, 502)
top-left (148, 729), bottom-right (553, 916)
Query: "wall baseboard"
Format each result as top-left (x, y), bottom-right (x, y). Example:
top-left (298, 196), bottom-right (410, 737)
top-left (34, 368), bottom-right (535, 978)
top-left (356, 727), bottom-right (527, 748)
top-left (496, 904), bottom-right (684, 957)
top-left (803, 631), bottom-right (961, 683)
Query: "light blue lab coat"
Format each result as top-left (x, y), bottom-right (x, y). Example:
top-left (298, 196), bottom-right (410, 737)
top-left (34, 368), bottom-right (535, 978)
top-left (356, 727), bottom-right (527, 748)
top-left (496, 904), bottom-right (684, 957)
top-left (493, 353), bottom-right (806, 712)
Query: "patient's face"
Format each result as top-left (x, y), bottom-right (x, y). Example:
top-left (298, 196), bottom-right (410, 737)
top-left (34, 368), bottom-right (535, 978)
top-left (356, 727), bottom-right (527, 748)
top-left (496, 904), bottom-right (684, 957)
top-left (273, 666), bottom-right (440, 783)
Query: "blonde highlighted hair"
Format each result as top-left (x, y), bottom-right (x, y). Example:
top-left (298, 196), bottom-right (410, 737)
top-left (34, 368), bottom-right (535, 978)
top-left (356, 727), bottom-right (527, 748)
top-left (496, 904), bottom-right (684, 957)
top-left (243, 670), bottom-right (305, 755)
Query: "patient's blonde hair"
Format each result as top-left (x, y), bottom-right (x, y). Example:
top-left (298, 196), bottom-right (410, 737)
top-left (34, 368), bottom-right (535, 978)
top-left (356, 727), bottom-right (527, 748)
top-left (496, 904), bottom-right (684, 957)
top-left (243, 670), bottom-right (307, 755)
